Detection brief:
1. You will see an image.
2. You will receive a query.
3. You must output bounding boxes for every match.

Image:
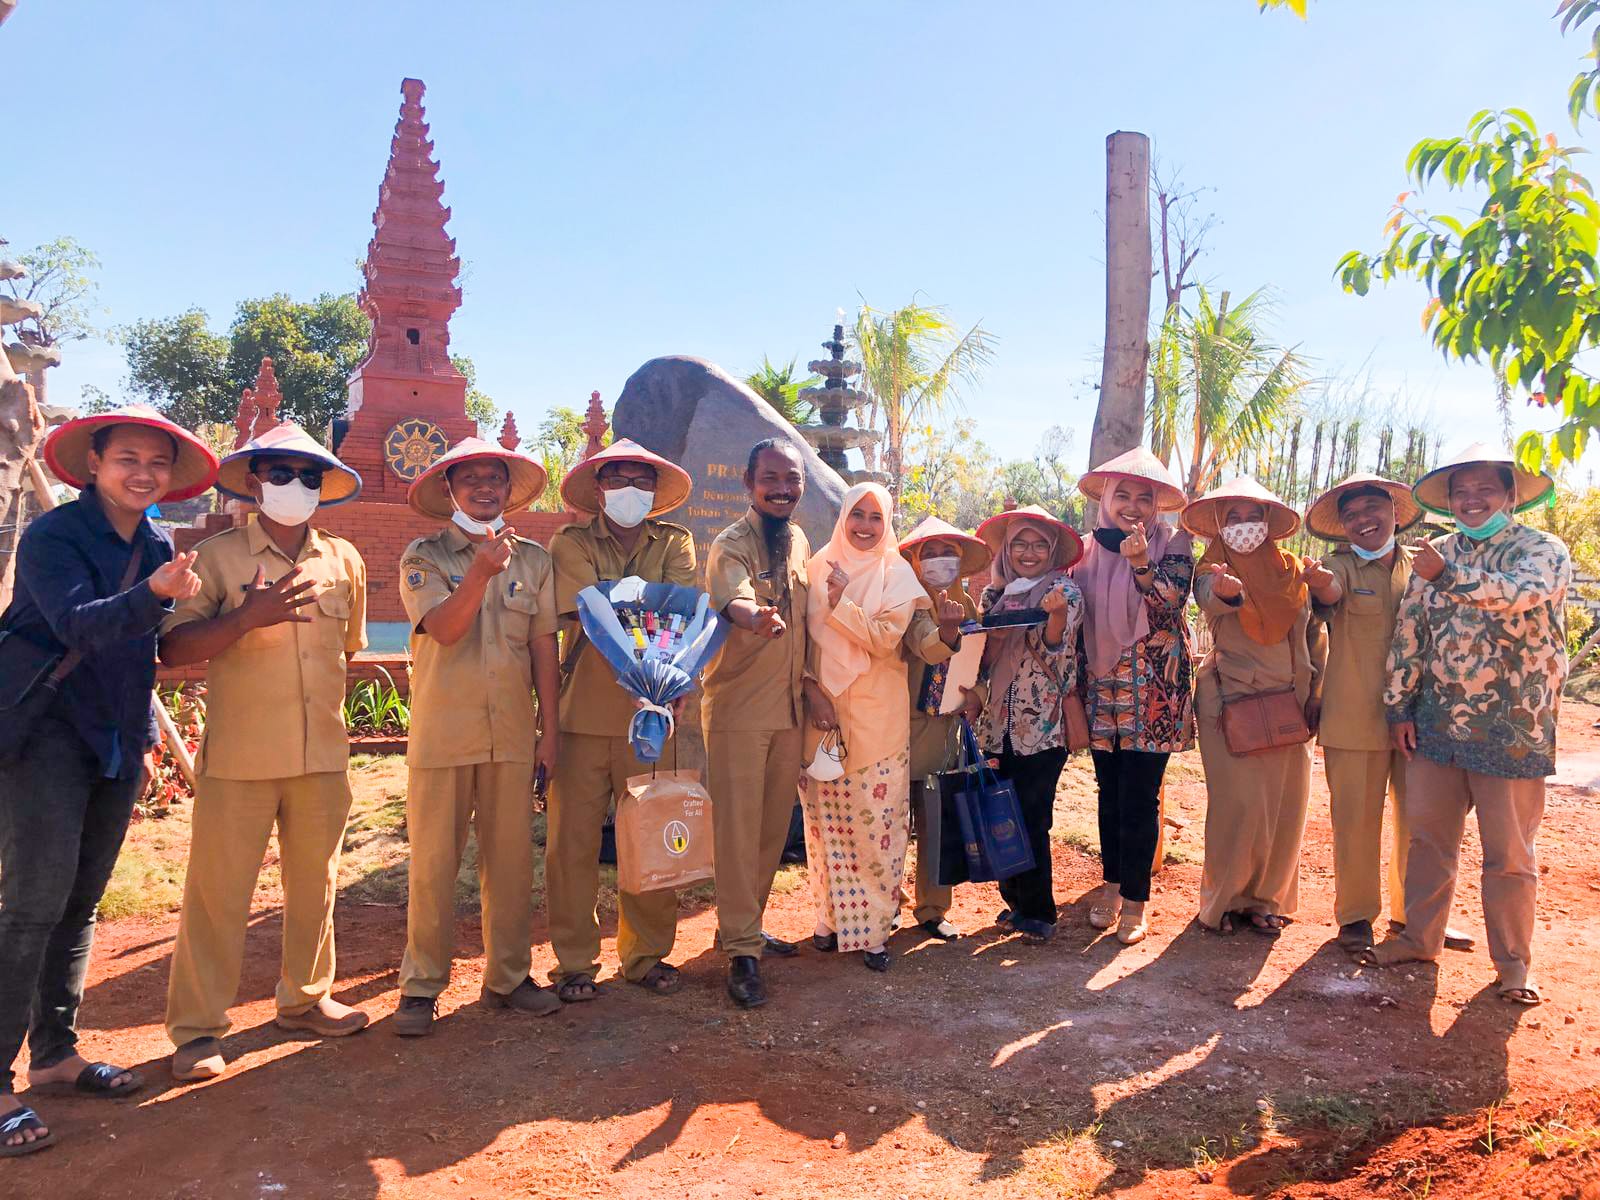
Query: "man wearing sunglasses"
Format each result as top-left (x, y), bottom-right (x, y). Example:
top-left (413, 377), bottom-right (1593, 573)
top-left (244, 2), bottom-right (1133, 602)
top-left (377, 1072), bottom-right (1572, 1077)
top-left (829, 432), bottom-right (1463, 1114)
top-left (156, 423), bottom-right (368, 1082)
top-left (545, 439), bottom-right (697, 1003)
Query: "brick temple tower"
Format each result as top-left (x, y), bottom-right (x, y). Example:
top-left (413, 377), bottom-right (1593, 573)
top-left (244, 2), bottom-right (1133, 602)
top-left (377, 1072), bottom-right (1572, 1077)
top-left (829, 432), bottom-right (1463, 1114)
top-left (334, 77), bottom-right (475, 506)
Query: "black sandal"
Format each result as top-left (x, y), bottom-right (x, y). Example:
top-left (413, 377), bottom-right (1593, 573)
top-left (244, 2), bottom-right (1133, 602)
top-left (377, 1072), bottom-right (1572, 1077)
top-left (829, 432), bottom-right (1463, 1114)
top-left (1246, 912), bottom-right (1290, 937)
top-left (631, 963), bottom-right (682, 995)
top-left (30, 1061), bottom-right (143, 1100)
top-left (1200, 912), bottom-right (1237, 936)
top-left (0, 1106), bottom-right (52, 1158)
top-left (557, 974), bottom-right (599, 1003)
top-left (811, 931), bottom-right (838, 952)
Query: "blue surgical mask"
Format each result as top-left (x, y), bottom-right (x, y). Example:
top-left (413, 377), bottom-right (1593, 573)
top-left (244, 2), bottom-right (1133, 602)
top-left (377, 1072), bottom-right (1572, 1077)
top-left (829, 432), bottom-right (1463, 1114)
top-left (1455, 510), bottom-right (1511, 541)
top-left (1350, 535), bottom-right (1395, 562)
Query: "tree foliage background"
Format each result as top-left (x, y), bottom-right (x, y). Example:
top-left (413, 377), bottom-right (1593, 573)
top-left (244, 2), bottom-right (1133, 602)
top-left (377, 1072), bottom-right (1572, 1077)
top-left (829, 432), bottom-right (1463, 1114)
top-left (122, 293), bottom-right (494, 440)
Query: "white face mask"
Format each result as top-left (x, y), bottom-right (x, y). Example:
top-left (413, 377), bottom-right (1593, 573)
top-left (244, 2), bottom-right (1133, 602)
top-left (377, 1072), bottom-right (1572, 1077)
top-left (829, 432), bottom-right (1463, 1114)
top-left (603, 486), bottom-right (654, 529)
top-left (1350, 535), bottom-right (1396, 562)
top-left (1219, 520), bottom-right (1268, 555)
top-left (450, 495), bottom-right (505, 538)
top-left (920, 555), bottom-right (961, 589)
top-left (256, 479), bottom-right (320, 525)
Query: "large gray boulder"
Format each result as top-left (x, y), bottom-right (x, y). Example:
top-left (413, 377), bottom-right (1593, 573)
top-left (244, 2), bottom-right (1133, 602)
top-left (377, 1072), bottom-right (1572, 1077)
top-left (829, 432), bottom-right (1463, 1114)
top-left (612, 355), bottom-right (847, 556)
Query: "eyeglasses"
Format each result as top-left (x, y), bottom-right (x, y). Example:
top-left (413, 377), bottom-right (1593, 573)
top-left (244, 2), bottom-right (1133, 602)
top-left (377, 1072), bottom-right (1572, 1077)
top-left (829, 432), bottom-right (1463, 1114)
top-left (257, 465), bottom-right (325, 489)
top-left (598, 472), bottom-right (657, 491)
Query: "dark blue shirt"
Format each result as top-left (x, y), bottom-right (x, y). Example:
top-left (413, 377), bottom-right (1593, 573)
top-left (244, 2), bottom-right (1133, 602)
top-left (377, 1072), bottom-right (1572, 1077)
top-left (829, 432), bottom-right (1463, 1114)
top-left (1, 488), bottom-right (173, 778)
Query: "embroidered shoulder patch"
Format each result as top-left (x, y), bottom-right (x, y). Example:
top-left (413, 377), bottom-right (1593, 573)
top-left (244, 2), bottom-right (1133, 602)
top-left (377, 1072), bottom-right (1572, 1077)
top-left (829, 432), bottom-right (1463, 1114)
top-left (404, 566), bottom-right (429, 590)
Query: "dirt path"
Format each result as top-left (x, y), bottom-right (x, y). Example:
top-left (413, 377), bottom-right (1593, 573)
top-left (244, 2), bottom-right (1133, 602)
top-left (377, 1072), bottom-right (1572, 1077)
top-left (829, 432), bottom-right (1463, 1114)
top-left (11, 707), bottom-right (1600, 1198)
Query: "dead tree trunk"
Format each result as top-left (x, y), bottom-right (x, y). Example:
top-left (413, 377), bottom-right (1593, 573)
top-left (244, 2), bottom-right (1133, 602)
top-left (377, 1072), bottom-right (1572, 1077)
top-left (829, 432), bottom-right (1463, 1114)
top-left (1089, 131), bottom-right (1153, 478)
top-left (0, 376), bottom-right (44, 612)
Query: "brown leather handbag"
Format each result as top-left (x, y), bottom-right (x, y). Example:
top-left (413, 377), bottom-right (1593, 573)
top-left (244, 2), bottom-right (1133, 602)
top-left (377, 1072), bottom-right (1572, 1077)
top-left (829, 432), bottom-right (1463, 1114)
top-left (1024, 641), bottom-right (1092, 753)
top-left (1220, 686), bottom-right (1310, 756)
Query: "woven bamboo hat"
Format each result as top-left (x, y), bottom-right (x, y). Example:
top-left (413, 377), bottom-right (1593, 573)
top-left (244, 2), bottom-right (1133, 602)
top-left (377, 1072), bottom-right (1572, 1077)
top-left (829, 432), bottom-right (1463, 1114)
top-left (1077, 446), bottom-right (1187, 513)
top-left (43, 404), bottom-right (220, 502)
top-left (1306, 473), bottom-right (1424, 542)
top-left (1411, 442), bottom-right (1555, 517)
top-left (898, 515), bottom-right (992, 576)
top-left (407, 437), bottom-right (548, 520)
top-left (217, 423), bottom-right (362, 505)
top-left (1181, 475), bottom-right (1299, 540)
top-left (975, 505), bottom-right (1085, 571)
top-left (559, 438), bottom-right (693, 517)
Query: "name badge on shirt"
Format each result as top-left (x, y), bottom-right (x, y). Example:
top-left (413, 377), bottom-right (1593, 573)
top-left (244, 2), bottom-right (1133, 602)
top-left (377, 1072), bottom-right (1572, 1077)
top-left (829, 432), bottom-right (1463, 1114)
top-left (449, 575), bottom-right (464, 585)
top-left (508, 580), bottom-right (524, 597)
top-left (1353, 587), bottom-right (1376, 596)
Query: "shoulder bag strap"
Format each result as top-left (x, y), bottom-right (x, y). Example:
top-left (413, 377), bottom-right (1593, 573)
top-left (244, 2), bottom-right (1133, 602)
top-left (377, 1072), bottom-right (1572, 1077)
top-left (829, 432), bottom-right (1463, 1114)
top-left (48, 539), bottom-right (149, 685)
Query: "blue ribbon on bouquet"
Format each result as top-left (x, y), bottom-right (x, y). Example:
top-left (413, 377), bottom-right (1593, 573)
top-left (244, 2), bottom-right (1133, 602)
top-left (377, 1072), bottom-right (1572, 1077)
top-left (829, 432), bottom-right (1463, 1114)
top-left (574, 579), bottom-right (729, 762)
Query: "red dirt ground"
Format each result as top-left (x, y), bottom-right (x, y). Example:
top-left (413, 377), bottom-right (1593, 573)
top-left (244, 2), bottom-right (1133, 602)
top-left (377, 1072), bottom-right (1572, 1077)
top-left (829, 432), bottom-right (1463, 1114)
top-left (11, 706), bottom-right (1600, 1199)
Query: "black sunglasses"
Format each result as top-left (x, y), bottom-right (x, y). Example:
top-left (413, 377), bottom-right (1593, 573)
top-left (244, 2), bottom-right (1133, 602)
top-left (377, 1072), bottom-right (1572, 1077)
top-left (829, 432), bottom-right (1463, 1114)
top-left (257, 465), bottom-right (325, 489)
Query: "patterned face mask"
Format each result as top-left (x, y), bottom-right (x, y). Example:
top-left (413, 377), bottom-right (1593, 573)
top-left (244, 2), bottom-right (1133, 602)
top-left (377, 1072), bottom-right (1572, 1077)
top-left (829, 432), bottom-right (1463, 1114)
top-left (1219, 520), bottom-right (1269, 555)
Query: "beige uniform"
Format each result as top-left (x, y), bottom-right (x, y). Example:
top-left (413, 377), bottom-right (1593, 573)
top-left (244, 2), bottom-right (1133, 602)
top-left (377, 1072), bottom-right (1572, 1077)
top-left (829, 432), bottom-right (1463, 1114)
top-left (1315, 545), bottom-right (1414, 928)
top-left (903, 605), bottom-right (964, 923)
top-left (163, 519), bottom-right (367, 1047)
top-left (547, 515), bottom-right (697, 983)
top-left (1193, 570), bottom-right (1323, 929)
top-left (701, 510), bottom-right (810, 960)
top-left (398, 526), bottom-right (558, 1000)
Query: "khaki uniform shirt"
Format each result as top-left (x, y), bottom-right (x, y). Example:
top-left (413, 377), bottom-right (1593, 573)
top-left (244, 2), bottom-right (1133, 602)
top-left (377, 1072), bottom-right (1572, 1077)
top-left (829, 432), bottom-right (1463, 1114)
top-left (701, 509), bottom-right (810, 733)
top-left (1314, 544), bottom-right (1414, 751)
top-left (552, 514), bottom-right (697, 737)
top-left (163, 518), bottom-right (367, 781)
top-left (1194, 568), bottom-right (1323, 707)
top-left (400, 525), bottom-right (558, 768)
top-left (903, 605), bottom-right (961, 780)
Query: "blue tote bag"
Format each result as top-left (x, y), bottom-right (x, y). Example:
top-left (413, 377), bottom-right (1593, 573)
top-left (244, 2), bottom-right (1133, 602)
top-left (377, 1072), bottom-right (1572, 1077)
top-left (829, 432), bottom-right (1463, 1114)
top-left (951, 720), bottom-right (1035, 882)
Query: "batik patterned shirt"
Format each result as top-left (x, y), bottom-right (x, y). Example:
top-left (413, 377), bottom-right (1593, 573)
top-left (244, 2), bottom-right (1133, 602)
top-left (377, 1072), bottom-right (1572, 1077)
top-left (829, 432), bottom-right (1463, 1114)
top-left (1384, 521), bottom-right (1571, 780)
top-left (975, 572), bottom-right (1085, 756)
top-left (1080, 552), bottom-right (1196, 754)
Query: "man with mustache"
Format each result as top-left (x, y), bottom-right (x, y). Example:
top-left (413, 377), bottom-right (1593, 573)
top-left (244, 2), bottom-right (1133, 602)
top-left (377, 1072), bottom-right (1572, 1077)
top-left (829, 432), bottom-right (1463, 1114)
top-left (1366, 446), bottom-right (1570, 1008)
top-left (702, 439), bottom-right (812, 1007)
top-left (391, 439), bottom-right (563, 1036)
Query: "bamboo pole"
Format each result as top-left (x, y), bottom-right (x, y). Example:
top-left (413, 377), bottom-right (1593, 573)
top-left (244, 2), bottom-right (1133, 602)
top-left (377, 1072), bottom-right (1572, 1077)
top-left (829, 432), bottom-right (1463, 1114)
top-left (24, 453), bottom-right (198, 792)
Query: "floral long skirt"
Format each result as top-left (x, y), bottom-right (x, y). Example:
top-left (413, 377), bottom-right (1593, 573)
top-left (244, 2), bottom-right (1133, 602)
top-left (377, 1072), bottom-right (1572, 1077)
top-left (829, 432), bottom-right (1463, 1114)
top-left (799, 748), bottom-right (911, 953)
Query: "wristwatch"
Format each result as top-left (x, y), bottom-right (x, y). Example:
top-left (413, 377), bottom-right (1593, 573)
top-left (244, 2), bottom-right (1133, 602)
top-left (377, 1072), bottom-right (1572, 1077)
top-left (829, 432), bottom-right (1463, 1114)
top-left (1131, 563), bottom-right (1153, 576)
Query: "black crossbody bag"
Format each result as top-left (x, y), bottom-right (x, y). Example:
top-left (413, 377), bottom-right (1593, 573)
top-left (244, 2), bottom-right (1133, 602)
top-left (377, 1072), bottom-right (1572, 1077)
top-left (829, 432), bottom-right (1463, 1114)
top-left (0, 545), bottom-right (147, 765)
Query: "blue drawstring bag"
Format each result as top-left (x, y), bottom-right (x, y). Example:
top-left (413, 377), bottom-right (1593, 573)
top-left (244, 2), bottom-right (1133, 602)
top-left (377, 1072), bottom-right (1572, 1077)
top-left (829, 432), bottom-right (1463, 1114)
top-left (951, 719), bottom-right (1035, 882)
top-left (574, 579), bottom-right (729, 762)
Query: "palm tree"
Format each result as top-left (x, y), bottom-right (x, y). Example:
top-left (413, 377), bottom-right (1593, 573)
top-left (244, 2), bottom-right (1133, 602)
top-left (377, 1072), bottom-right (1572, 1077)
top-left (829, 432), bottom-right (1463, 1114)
top-left (744, 356), bottom-right (820, 426)
top-left (1148, 287), bottom-right (1308, 496)
top-left (852, 300), bottom-right (997, 495)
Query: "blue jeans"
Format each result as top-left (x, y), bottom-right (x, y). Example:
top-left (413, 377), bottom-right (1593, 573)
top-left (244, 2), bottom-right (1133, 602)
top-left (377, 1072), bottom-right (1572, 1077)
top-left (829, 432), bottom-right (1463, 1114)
top-left (0, 717), bottom-right (141, 1092)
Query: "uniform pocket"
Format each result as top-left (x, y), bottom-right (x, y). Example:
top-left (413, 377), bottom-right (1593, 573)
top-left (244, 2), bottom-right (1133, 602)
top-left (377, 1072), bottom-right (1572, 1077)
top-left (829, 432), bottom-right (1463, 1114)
top-left (503, 589), bottom-right (539, 645)
top-left (316, 583), bottom-right (353, 650)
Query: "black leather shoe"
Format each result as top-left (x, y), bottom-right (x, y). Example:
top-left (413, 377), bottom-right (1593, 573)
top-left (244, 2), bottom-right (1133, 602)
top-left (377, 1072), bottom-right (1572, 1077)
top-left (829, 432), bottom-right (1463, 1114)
top-left (811, 931), bottom-right (838, 952)
top-left (862, 950), bottom-right (891, 973)
top-left (761, 931), bottom-right (799, 957)
top-left (727, 956), bottom-right (767, 1008)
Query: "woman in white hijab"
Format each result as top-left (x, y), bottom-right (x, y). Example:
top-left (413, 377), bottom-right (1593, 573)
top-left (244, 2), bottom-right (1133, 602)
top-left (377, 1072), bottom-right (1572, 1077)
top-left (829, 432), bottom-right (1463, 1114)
top-left (974, 506), bottom-right (1086, 943)
top-left (800, 484), bottom-right (929, 972)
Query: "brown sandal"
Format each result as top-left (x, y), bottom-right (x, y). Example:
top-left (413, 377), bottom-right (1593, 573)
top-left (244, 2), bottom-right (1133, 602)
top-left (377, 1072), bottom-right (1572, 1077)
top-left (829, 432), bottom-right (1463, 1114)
top-left (557, 974), bottom-right (599, 1003)
top-left (631, 963), bottom-right (682, 995)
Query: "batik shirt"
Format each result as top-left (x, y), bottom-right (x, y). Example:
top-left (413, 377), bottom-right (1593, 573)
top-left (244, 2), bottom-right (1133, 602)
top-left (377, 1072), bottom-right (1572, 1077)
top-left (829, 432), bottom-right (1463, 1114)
top-left (975, 571), bottom-right (1085, 756)
top-left (1080, 552), bottom-right (1196, 754)
top-left (1384, 521), bottom-right (1571, 780)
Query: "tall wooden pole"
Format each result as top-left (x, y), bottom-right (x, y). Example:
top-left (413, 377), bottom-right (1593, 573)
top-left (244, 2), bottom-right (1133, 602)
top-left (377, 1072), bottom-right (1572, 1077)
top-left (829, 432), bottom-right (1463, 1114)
top-left (1090, 131), bottom-right (1153, 477)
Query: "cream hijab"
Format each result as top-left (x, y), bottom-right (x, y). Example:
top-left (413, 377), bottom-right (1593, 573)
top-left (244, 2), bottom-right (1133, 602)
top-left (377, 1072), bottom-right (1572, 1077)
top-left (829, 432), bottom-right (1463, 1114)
top-left (805, 483), bottom-right (928, 697)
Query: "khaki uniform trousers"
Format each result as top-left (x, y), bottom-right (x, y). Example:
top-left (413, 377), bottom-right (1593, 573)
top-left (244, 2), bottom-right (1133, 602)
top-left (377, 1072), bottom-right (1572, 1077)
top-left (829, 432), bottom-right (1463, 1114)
top-left (166, 771), bottom-right (352, 1047)
top-left (1323, 747), bottom-right (1409, 928)
top-left (400, 761), bottom-right (535, 1000)
top-left (707, 726), bottom-right (804, 959)
top-left (1397, 755), bottom-right (1545, 992)
top-left (546, 732), bottom-right (678, 983)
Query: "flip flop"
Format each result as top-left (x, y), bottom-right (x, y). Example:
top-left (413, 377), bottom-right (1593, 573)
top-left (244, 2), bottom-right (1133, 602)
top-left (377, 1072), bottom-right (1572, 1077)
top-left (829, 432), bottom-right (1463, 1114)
top-left (28, 1062), bottom-right (143, 1100)
top-left (1498, 982), bottom-right (1542, 1006)
top-left (557, 974), bottom-right (599, 1004)
top-left (630, 963), bottom-right (682, 995)
top-left (0, 1106), bottom-right (53, 1158)
top-left (1199, 913), bottom-right (1237, 936)
top-left (1245, 912), bottom-right (1289, 937)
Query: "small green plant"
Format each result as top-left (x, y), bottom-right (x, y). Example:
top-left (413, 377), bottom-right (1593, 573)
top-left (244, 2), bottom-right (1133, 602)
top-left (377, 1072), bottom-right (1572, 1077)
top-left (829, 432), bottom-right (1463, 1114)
top-left (344, 666), bottom-right (410, 735)
top-left (1478, 1098), bottom-right (1503, 1155)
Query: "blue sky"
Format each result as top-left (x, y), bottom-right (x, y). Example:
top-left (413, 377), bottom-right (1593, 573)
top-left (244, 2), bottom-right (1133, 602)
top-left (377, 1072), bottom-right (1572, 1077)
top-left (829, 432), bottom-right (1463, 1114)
top-left (5, 0), bottom-right (1586, 472)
